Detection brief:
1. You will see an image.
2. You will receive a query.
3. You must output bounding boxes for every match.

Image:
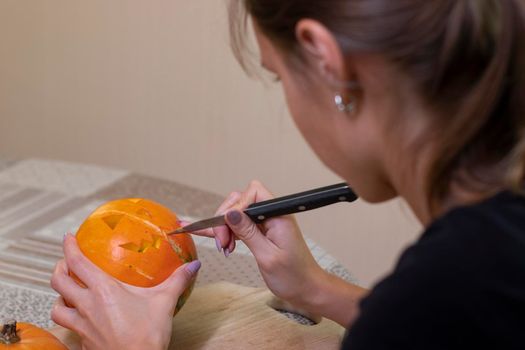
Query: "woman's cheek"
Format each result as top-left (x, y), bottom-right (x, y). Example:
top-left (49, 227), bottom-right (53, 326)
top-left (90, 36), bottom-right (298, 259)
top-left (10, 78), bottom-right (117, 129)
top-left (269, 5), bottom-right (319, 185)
top-left (282, 80), bottom-right (336, 153)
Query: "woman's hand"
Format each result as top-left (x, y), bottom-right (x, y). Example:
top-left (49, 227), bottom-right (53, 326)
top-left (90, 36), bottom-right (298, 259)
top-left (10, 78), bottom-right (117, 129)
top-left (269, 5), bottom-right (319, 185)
top-left (50, 234), bottom-right (200, 350)
top-left (189, 180), bottom-right (326, 307)
top-left (190, 180), bottom-right (368, 327)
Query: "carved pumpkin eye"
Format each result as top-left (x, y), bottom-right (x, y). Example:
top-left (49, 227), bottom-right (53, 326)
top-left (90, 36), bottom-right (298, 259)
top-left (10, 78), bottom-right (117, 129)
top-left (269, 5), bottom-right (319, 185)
top-left (102, 214), bottom-right (124, 230)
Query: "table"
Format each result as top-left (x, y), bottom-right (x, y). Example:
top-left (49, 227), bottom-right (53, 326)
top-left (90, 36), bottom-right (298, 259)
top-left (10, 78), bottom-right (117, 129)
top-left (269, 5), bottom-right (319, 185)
top-left (0, 158), bottom-right (355, 328)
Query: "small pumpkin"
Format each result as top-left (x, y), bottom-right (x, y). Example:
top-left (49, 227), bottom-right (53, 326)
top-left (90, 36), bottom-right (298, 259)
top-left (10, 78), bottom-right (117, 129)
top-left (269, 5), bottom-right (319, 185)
top-left (73, 198), bottom-right (197, 313)
top-left (0, 320), bottom-right (67, 349)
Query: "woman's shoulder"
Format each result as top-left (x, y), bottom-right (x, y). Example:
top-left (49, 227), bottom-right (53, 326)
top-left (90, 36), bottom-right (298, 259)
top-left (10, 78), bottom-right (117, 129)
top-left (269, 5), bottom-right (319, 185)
top-left (395, 190), bottom-right (525, 283)
top-left (342, 191), bottom-right (525, 349)
top-left (416, 190), bottom-right (525, 265)
top-left (430, 189), bottom-right (525, 238)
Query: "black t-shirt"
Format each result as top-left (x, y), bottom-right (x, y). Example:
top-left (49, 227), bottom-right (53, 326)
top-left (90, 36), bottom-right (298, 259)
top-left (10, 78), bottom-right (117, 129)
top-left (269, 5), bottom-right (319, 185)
top-left (342, 191), bottom-right (525, 349)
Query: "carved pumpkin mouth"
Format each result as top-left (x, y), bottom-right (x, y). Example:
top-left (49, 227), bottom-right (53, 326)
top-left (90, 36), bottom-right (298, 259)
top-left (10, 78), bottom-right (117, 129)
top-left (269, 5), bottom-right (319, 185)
top-left (120, 235), bottom-right (162, 253)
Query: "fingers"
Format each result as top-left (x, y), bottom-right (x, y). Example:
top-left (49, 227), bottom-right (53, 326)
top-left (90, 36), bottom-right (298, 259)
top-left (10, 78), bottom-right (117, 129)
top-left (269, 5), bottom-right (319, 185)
top-left (63, 234), bottom-right (109, 288)
top-left (213, 191), bottom-right (241, 250)
top-left (237, 180), bottom-right (274, 209)
top-left (214, 191), bottom-right (242, 216)
top-left (225, 209), bottom-right (273, 257)
top-left (50, 259), bottom-right (87, 308)
top-left (226, 237), bottom-right (236, 256)
top-left (51, 296), bottom-right (83, 332)
top-left (222, 180), bottom-right (274, 252)
top-left (185, 181), bottom-right (275, 257)
top-left (214, 183), bottom-right (273, 251)
top-left (160, 260), bottom-right (201, 297)
top-left (212, 225), bottom-right (231, 252)
top-left (222, 181), bottom-right (274, 256)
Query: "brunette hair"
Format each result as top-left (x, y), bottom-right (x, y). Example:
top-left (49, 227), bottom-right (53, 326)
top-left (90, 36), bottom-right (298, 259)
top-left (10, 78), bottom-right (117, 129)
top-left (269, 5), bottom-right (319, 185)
top-left (229, 0), bottom-right (525, 213)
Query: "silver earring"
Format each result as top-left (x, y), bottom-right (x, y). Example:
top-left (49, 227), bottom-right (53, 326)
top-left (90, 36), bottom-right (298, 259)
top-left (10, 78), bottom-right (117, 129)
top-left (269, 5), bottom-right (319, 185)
top-left (334, 94), bottom-right (356, 113)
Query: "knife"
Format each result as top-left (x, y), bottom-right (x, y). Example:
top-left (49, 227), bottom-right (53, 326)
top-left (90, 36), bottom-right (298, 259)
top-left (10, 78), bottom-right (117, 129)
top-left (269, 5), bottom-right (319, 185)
top-left (168, 182), bottom-right (358, 235)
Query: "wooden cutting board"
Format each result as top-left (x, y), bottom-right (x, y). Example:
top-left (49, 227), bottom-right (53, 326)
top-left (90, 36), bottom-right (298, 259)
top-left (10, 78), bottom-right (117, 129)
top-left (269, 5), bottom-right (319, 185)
top-left (50, 282), bottom-right (345, 349)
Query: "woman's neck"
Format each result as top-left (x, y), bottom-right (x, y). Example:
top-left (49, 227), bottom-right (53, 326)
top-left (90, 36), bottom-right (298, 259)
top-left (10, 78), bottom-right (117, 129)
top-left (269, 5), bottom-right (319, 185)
top-left (398, 172), bottom-right (500, 228)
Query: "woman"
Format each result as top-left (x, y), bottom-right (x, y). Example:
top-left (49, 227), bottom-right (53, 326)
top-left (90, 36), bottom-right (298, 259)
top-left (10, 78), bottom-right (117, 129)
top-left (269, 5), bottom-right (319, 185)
top-left (50, 0), bottom-right (525, 348)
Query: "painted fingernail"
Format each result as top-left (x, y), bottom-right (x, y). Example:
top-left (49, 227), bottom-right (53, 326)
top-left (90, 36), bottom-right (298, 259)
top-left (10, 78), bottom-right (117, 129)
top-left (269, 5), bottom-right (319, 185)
top-left (186, 260), bottom-right (201, 275)
top-left (226, 210), bottom-right (242, 225)
top-left (215, 237), bottom-right (222, 252)
top-left (224, 248), bottom-right (230, 258)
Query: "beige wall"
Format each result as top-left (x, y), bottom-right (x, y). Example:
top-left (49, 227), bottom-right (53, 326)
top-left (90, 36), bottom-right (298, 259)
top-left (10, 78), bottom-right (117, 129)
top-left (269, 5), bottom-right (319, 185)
top-left (0, 0), bottom-right (421, 287)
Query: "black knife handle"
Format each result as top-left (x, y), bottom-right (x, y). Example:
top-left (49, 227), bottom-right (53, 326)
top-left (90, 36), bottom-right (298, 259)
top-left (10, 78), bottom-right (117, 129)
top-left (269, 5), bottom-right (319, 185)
top-left (244, 183), bottom-right (358, 224)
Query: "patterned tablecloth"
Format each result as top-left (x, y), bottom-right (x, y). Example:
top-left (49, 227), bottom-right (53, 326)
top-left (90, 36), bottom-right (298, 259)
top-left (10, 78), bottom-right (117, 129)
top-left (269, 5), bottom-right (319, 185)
top-left (0, 158), bottom-right (354, 328)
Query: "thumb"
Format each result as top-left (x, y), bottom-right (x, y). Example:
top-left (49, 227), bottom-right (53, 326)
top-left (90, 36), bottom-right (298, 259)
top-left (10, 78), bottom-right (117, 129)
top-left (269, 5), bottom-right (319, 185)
top-left (225, 210), bottom-right (272, 257)
top-left (162, 260), bottom-right (201, 297)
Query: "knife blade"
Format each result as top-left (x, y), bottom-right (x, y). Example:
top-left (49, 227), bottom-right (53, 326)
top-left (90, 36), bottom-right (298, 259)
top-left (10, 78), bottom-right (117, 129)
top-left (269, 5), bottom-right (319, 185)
top-left (168, 182), bottom-right (358, 235)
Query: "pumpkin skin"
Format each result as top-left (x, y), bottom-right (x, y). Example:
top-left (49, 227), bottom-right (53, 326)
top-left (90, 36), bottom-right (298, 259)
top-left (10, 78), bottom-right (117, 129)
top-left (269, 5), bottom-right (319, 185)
top-left (74, 198), bottom-right (197, 312)
top-left (0, 321), bottom-right (67, 349)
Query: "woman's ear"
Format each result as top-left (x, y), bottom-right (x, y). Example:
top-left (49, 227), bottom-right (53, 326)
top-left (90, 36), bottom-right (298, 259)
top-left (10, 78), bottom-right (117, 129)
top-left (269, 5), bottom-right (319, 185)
top-left (295, 19), bottom-right (348, 84)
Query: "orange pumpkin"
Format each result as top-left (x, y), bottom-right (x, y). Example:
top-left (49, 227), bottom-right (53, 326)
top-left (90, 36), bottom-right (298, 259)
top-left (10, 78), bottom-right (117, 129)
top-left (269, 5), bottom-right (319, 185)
top-left (74, 198), bottom-right (197, 312)
top-left (0, 320), bottom-right (67, 349)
